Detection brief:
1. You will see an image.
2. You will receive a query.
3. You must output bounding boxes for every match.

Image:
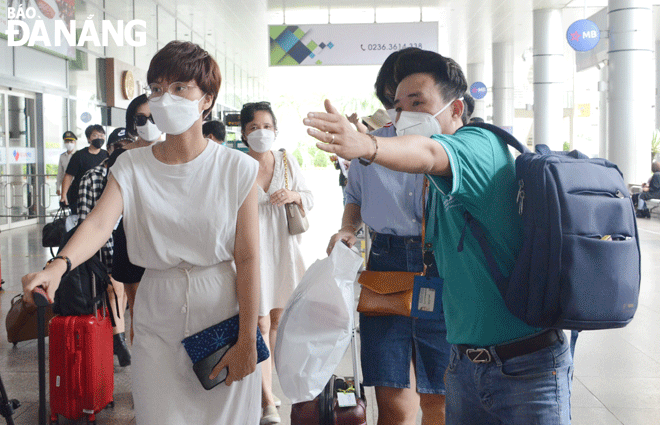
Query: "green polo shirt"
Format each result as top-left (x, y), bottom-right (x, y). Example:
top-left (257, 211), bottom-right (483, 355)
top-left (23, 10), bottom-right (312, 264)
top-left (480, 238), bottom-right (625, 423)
top-left (426, 126), bottom-right (540, 346)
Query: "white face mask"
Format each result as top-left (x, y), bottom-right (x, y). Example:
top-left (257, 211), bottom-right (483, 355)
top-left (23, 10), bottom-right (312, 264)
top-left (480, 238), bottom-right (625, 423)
top-left (136, 120), bottom-right (163, 142)
top-left (394, 100), bottom-right (454, 138)
top-left (65, 142), bottom-right (75, 152)
top-left (246, 129), bottom-right (276, 153)
top-left (148, 93), bottom-right (204, 136)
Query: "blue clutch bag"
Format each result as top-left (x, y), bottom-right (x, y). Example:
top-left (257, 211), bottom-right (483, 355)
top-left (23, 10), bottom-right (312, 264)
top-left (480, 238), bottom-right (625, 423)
top-left (181, 314), bottom-right (270, 365)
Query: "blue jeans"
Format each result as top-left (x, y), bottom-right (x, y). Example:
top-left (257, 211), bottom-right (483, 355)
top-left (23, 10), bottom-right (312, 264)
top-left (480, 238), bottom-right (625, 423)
top-left (445, 331), bottom-right (573, 425)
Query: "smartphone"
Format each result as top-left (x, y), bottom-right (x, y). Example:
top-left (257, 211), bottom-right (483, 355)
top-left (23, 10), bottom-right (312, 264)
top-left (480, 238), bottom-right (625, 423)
top-left (192, 343), bottom-right (230, 390)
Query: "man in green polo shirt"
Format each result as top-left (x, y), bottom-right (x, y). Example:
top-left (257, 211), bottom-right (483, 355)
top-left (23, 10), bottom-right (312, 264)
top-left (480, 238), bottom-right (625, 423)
top-left (304, 49), bottom-right (572, 424)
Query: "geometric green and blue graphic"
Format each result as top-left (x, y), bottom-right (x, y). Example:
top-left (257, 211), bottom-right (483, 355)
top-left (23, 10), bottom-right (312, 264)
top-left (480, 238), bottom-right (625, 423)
top-left (269, 25), bottom-right (334, 66)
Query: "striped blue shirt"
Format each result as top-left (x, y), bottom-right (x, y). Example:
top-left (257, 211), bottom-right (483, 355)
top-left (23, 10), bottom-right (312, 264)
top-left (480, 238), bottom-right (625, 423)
top-left (345, 125), bottom-right (425, 236)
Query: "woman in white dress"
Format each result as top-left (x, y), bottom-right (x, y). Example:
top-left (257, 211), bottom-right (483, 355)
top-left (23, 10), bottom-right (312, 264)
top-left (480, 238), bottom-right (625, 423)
top-left (240, 102), bottom-right (313, 424)
top-left (22, 41), bottom-right (262, 425)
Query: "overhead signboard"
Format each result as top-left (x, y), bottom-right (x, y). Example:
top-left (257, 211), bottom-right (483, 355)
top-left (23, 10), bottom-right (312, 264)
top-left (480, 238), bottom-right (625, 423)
top-left (269, 22), bottom-right (438, 66)
top-left (0, 0), bottom-right (77, 59)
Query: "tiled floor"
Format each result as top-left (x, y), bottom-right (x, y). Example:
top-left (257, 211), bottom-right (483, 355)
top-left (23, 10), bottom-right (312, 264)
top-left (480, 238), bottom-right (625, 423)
top-left (1, 170), bottom-right (659, 424)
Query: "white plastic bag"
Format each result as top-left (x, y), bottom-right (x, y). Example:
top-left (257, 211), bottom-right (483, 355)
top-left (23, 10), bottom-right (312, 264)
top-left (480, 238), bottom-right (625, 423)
top-left (275, 242), bottom-right (363, 403)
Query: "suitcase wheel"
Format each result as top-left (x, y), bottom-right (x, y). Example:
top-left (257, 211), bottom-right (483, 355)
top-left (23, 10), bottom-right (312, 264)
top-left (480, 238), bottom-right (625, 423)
top-left (86, 421), bottom-right (96, 425)
top-left (108, 400), bottom-right (115, 408)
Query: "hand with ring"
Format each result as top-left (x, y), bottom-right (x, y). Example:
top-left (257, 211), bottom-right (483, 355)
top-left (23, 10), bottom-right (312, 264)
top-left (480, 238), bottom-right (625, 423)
top-left (304, 99), bottom-right (375, 161)
top-left (270, 188), bottom-right (301, 207)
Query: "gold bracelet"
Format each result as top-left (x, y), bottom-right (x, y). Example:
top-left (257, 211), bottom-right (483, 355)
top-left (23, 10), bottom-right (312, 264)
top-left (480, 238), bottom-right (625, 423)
top-left (358, 134), bottom-right (378, 166)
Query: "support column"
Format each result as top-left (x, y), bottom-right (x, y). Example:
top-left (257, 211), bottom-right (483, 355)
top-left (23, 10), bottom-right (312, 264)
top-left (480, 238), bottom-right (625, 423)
top-left (533, 9), bottom-right (564, 150)
top-left (608, 0), bottom-right (654, 183)
top-left (599, 65), bottom-right (609, 158)
top-left (656, 40), bottom-right (660, 130)
top-left (467, 62), bottom-right (486, 121)
top-left (492, 42), bottom-right (514, 130)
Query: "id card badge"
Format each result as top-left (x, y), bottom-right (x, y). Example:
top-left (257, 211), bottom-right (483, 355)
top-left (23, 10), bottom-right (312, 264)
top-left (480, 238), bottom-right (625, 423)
top-left (411, 275), bottom-right (443, 320)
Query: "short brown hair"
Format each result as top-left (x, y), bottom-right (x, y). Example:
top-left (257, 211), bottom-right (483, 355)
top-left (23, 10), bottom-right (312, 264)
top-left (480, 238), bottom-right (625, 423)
top-left (147, 41), bottom-right (221, 118)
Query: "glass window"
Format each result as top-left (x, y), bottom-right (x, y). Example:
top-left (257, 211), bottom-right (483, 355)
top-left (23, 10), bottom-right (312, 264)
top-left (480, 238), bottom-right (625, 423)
top-left (106, 0), bottom-right (132, 20)
top-left (193, 31), bottom-right (205, 48)
top-left (215, 51), bottom-right (226, 106)
top-left (177, 23), bottom-right (192, 41)
top-left (136, 36), bottom-right (158, 72)
top-left (42, 94), bottom-right (68, 211)
top-left (135, 0), bottom-right (158, 40)
top-left (104, 13), bottom-right (134, 65)
top-left (158, 7), bottom-right (176, 42)
top-left (68, 51), bottom-right (105, 137)
top-left (74, 2), bottom-right (104, 56)
top-left (225, 60), bottom-right (235, 108)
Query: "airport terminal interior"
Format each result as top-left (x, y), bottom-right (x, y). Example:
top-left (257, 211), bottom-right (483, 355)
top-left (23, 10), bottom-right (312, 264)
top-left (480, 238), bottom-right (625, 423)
top-left (1, 0), bottom-right (660, 424)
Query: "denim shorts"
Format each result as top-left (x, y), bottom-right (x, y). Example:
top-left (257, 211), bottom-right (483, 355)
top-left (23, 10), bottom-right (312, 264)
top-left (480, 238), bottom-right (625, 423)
top-left (359, 233), bottom-right (450, 394)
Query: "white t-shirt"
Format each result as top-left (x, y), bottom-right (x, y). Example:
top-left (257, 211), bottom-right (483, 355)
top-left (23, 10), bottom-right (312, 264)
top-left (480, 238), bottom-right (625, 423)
top-left (111, 141), bottom-right (258, 270)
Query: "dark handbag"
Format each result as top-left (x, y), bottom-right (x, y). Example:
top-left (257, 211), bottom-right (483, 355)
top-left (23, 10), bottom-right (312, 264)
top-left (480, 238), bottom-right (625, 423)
top-left (181, 315), bottom-right (270, 390)
top-left (42, 208), bottom-right (66, 248)
top-left (5, 294), bottom-right (56, 345)
top-left (52, 225), bottom-right (116, 318)
top-left (356, 179), bottom-right (429, 317)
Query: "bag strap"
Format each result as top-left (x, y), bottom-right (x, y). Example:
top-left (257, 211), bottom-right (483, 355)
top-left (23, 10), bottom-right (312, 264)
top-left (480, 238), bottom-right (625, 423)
top-left (279, 148), bottom-right (289, 190)
top-left (465, 122), bottom-right (530, 155)
top-left (365, 177), bottom-right (429, 276)
top-left (535, 143), bottom-right (590, 159)
top-left (467, 122), bottom-right (591, 159)
top-left (457, 211), bottom-right (508, 296)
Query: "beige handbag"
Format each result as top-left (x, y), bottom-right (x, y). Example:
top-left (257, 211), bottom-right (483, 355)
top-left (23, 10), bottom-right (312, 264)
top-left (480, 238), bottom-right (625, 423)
top-left (281, 149), bottom-right (309, 235)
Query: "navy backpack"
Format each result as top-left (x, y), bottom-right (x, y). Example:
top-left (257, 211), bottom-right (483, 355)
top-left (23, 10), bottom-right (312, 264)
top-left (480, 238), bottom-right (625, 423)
top-left (462, 123), bottom-right (641, 330)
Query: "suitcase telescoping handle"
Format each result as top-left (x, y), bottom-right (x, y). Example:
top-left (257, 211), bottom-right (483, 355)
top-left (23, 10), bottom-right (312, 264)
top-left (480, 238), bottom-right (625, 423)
top-left (351, 327), bottom-right (361, 399)
top-left (33, 287), bottom-right (50, 425)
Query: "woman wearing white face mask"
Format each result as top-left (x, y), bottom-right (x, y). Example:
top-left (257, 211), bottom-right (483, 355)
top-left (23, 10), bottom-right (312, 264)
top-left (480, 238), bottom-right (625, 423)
top-left (23, 41), bottom-right (263, 425)
top-left (126, 94), bottom-right (163, 147)
top-left (241, 101), bottom-right (314, 424)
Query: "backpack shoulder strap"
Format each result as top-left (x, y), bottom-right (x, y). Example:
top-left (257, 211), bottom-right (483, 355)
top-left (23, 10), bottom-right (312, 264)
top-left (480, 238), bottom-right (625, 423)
top-left (465, 122), bottom-right (530, 155)
top-left (457, 211), bottom-right (509, 295)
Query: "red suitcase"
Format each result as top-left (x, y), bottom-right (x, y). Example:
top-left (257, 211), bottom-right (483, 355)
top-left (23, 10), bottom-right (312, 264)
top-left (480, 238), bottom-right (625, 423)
top-left (48, 307), bottom-right (114, 424)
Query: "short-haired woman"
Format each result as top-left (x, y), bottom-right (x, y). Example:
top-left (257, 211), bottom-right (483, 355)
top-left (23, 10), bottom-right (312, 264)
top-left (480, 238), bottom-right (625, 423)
top-left (22, 41), bottom-right (262, 425)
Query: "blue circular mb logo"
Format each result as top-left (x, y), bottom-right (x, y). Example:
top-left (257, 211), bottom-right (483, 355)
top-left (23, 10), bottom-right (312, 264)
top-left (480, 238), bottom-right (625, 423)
top-left (470, 82), bottom-right (487, 100)
top-left (567, 19), bottom-right (600, 52)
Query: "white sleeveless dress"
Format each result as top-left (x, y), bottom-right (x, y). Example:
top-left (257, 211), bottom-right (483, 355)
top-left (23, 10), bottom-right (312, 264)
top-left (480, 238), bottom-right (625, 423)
top-left (111, 141), bottom-right (260, 425)
top-left (257, 150), bottom-right (313, 316)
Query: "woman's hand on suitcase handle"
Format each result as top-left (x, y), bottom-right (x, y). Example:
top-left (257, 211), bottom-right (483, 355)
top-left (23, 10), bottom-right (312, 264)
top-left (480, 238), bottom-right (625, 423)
top-left (22, 266), bottom-right (64, 306)
top-left (212, 339), bottom-right (257, 386)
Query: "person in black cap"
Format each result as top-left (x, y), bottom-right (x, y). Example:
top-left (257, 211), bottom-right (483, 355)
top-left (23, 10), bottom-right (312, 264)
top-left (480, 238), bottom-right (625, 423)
top-left (77, 127), bottom-right (134, 367)
top-left (56, 131), bottom-right (78, 197)
top-left (61, 124), bottom-right (108, 214)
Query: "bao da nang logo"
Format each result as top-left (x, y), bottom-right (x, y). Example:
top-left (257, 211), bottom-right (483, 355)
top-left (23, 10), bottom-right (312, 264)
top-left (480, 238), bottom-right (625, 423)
top-left (6, 5), bottom-right (146, 47)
